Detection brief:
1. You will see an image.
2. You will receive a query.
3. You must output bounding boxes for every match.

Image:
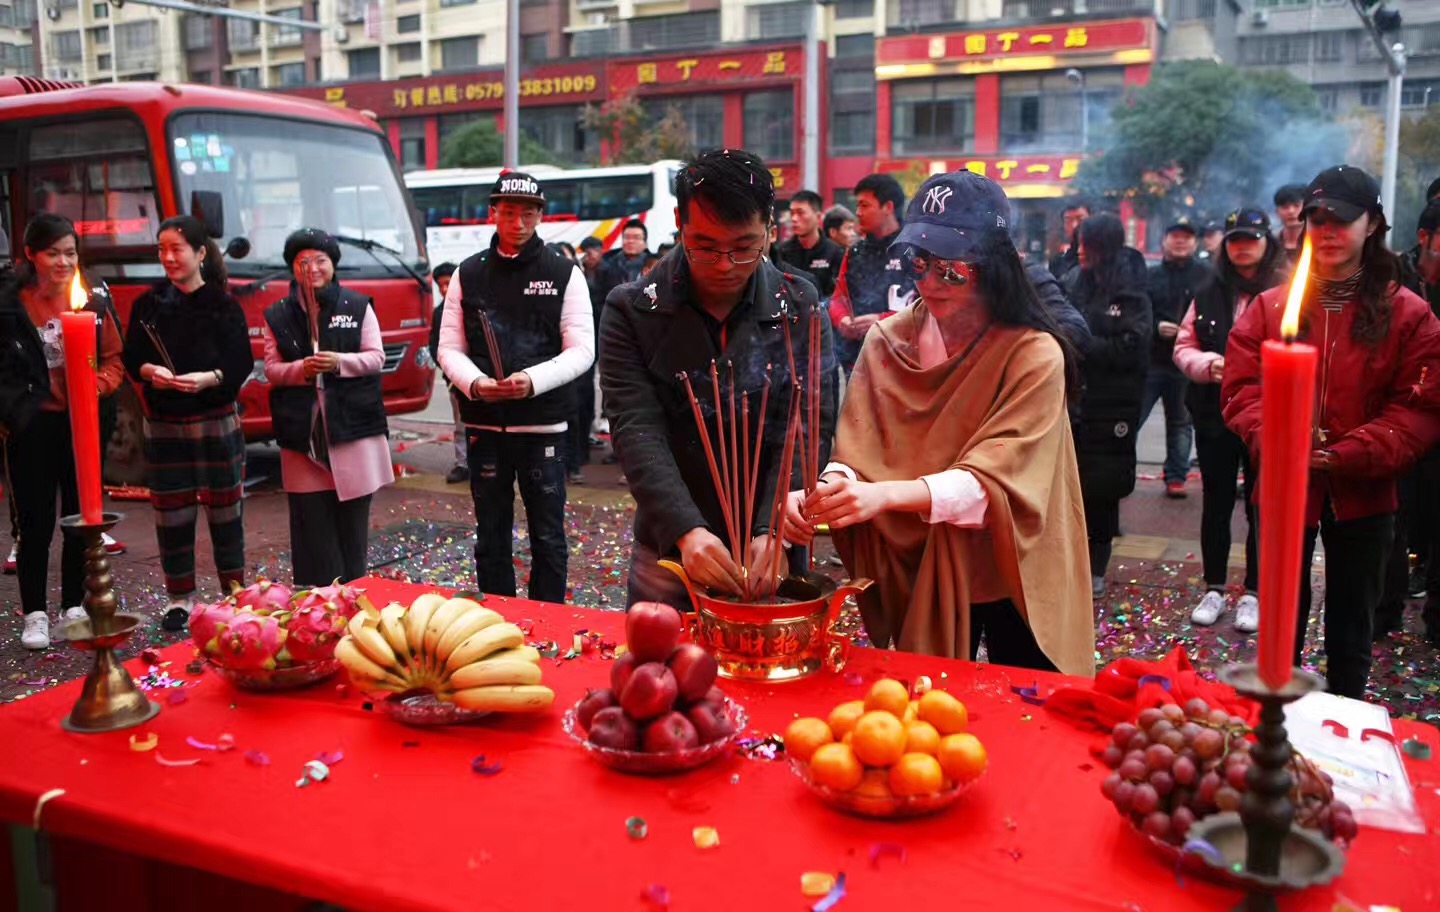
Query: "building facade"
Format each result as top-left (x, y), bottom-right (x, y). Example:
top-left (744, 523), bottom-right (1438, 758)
top-left (1, 0), bottom-right (37, 76)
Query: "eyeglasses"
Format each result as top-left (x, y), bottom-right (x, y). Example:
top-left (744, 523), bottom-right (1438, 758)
top-left (685, 245), bottom-right (765, 266)
top-left (910, 254), bottom-right (973, 285)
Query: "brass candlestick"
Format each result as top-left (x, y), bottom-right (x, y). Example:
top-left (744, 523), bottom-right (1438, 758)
top-left (57, 512), bottom-right (160, 733)
top-left (1186, 664), bottom-right (1344, 911)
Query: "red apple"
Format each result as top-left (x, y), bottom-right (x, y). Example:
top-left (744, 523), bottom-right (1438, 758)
top-left (611, 651), bottom-right (639, 694)
top-left (620, 662), bottom-right (678, 721)
top-left (686, 700), bottom-right (737, 744)
top-left (587, 706), bottom-right (640, 751)
top-left (576, 688), bottom-right (618, 730)
top-left (667, 643), bottom-right (718, 703)
top-left (643, 711), bottom-right (699, 753)
top-left (703, 686), bottom-right (726, 705)
top-left (626, 602), bottom-right (683, 663)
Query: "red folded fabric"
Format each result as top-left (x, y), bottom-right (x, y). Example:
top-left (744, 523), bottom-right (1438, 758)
top-left (1046, 646), bottom-right (1259, 733)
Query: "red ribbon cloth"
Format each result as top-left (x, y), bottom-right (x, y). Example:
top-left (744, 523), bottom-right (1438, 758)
top-left (1045, 646), bottom-right (1260, 733)
top-left (0, 580), bottom-right (1433, 912)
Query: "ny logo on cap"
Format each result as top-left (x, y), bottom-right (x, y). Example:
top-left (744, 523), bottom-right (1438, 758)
top-left (923, 185), bottom-right (954, 216)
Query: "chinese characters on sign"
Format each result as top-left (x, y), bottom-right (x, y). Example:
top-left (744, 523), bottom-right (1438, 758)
top-left (615, 49), bottom-right (796, 91)
top-left (883, 156), bottom-right (1082, 184)
top-left (957, 27), bottom-right (1086, 57)
top-left (896, 18), bottom-right (1150, 66)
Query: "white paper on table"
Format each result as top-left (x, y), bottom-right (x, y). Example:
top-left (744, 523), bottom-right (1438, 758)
top-left (1283, 691), bottom-right (1425, 835)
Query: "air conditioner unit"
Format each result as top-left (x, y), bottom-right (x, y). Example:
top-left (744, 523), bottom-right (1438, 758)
top-left (1252, 10), bottom-right (1268, 27)
top-left (45, 5), bottom-right (60, 21)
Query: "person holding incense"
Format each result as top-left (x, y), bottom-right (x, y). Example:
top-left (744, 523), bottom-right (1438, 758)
top-left (0, 213), bottom-right (124, 649)
top-left (437, 172), bottom-right (594, 604)
top-left (600, 148), bottom-right (836, 607)
top-left (781, 170), bottom-right (1093, 676)
top-left (1223, 165), bottom-right (1440, 699)
top-left (124, 216), bottom-right (252, 631)
top-left (263, 228), bottom-right (393, 587)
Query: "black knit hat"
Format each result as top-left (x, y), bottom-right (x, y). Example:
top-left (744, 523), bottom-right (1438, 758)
top-left (283, 228), bottom-right (342, 269)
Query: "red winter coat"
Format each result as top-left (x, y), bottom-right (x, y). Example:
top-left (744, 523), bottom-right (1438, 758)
top-left (1222, 282), bottom-right (1440, 525)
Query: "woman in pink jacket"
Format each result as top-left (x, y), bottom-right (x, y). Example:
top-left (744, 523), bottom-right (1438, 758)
top-left (262, 230), bottom-right (393, 587)
top-left (1171, 208), bottom-right (1288, 633)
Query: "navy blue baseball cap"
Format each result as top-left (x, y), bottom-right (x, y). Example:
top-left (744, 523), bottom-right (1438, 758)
top-left (890, 170), bottom-right (1011, 261)
top-left (1224, 207), bottom-right (1271, 240)
top-left (1165, 216), bottom-right (1198, 236)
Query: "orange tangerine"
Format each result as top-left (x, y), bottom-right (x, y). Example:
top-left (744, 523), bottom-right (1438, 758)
top-left (936, 733), bottom-right (988, 783)
top-left (809, 742), bottom-right (863, 792)
top-left (904, 720), bottom-right (941, 755)
top-left (863, 678), bottom-right (910, 718)
top-left (888, 752), bottom-right (944, 796)
top-left (853, 768), bottom-right (893, 799)
top-left (851, 710), bottom-right (907, 767)
top-left (783, 717), bottom-right (834, 763)
top-left (903, 702), bottom-right (920, 724)
top-left (918, 690), bottom-right (969, 735)
top-left (827, 700), bottom-right (866, 739)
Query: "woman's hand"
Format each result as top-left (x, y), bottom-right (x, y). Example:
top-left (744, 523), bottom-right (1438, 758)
top-left (146, 365), bottom-right (177, 389)
top-left (781, 490), bottom-right (814, 545)
top-left (1209, 357), bottom-right (1225, 383)
top-left (744, 533), bottom-right (787, 598)
top-left (309, 352), bottom-right (340, 374)
top-left (803, 478), bottom-right (891, 530)
top-left (677, 527), bottom-right (745, 596)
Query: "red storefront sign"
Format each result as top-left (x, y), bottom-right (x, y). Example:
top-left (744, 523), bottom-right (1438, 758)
top-left (877, 17), bottom-right (1153, 70)
top-left (608, 45), bottom-right (803, 95)
top-left (877, 155), bottom-right (1083, 191)
top-left (284, 63), bottom-right (606, 118)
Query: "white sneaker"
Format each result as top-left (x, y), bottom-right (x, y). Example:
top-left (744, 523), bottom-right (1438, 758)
top-left (62, 606), bottom-right (87, 623)
top-left (21, 613), bottom-right (50, 650)
top-left (1091, 575), bottom-right (1106, 597)
top-left (1191, 590), bottom-right (1226, 626)
top-left (1234, 594), bottom-right (1260, 634)
top-left (3, 542), bottom-right (16, 574)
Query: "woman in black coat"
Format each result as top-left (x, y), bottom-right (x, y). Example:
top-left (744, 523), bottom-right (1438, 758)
top-left (1067, 213), bottom-right (1153, 597)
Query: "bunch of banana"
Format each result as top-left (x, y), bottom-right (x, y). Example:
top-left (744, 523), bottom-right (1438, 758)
top-left (334, 593), bottom-right (554, 713)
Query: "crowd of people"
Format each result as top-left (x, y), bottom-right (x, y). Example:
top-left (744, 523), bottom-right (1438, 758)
top-left (3, 152), bottom-right (1440, 704)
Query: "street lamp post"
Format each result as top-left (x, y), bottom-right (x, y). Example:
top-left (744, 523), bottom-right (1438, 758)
top-left (1066, 67), bottom-right (1088, 152)
top-left (504, 0), bottom-right (519, 169)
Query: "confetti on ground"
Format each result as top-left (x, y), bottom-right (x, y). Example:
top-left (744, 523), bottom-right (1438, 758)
top-left (155, 753), bottom-right (200, 767)
top-left (640, 884), bottom-right (670, 910)
top-left (295, 759), bottom-right (329, 786)
top-left (625, 816), bottom-right (648, 840)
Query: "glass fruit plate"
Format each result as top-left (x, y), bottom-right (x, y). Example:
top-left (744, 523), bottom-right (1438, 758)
top-left (375, 692), bottom-right (492, 727)
top-left (562, 697), bottom-right (749, 775)
top-left (205, 658), bottom-right (340, 691)
top-left (788, 756), bottom-right (980, 819)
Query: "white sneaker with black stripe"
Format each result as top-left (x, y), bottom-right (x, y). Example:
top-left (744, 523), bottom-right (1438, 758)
top-left (1191, 590), bottom-right (1226, 627)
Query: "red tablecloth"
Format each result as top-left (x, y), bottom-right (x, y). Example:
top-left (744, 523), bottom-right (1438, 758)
top-left (0, 578), bottom-right (1436, 912)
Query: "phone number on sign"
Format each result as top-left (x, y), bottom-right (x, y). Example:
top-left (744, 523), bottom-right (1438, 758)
top-left (463, 75), bottom-right (599, 100)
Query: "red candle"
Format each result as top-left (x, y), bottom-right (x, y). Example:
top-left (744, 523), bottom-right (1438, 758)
top-left (60, 274), bottom-right (104, 524)
top-left (1257, 237), bottom-right (1317, 691)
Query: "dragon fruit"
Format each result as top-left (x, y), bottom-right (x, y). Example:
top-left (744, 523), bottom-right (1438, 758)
top-left (189, 599), bottom-right (238, 657)
top-left (292, 579), bottom-right (364, 621)
top-left (282, 600), bottom-right (348, 663)
top-left (212, 611), bottom-right (286, 671)
top-left (231, 578), bottom-right (293, 616)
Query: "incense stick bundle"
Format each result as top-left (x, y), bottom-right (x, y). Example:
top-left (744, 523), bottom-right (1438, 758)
top-left (480, 311), bottom-right (505, 380)
top-left (763, 390), bottom-right (804, 589)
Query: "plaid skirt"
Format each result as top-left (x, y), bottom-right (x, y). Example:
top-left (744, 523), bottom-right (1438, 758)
top-left (144, 407), bottom-right (246, 512)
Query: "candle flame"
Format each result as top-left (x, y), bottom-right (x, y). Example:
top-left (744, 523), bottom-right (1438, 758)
top-left (1281, 235), bottom-right (1312, 341)
top-left (68, 273), bottom-right (88, 312)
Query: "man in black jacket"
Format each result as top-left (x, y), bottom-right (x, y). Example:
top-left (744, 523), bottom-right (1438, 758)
top-left (1143, 218), bottom-right (1208, 497)
top-left (777, 190), bottom-right (845, 300)
top-left (1048, 197), bottom-right (1090, 279)
top-left (830, 173), bottom-right (913, 374)
top-left (437, 172), bottom-right (595, 603)
top-left (598, 219), bottom-right (649, 301)
top-left (600, 149), bottom-right (836, 606)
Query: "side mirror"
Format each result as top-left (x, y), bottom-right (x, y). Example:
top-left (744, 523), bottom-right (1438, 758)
top-left (191, 190), bottom-right (225, 239)
top-left (224, 237), bottom-right (251, 260)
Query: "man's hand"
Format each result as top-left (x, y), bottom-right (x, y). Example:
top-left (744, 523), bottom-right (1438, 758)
top-left (496, 372), bottom-right (533, 400)
top-left (1157, 320), bottom-right (1180, 340)
top-left (744, 533), bottom-right (787, 598)
top-left (1209, 356), bottom-right (1225, 383)
top-left (781, 490), bottom-right (814, 546)
top-left (1310, 449), bottom-right (1336, 471)
top-left (802, 477), bottom-right (891, 530)
top-left (677, 527), bottom-right (744, 596)
top-left (310, 351), bottom-right (340, 374)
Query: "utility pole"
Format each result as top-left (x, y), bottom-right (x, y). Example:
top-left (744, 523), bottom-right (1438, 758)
top-left (802, 0), bottom-right (822, 193)
top-left (1351, 0), bottom-right (1405, 228)
top-left (504, 0), bottom-right (519, 169)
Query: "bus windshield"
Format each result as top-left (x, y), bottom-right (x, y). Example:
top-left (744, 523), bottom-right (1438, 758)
top-left (170, 112), bottom-right (422, 276)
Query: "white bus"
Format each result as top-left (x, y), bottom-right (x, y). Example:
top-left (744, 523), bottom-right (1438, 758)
top-left (405, 161), bottom-right (681, 266)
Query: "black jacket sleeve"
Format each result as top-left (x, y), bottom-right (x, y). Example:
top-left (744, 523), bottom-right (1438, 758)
top-left (123, 290), bottom-right (160, 383)
top-left (598, 288), bottom-right (711, 555)
top-left (1027, 264), bottom-right (1091, 356)
top-left (1085, 285), bottom-right (1152, 372)
top-left (216, 295), bottom-right (255, 401)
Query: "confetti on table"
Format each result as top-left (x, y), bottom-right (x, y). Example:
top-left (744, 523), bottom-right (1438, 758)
top-left (801, 872), bottom-right (836, 897)
top-left (155, 753), bottom-right (201, 767)
top-left (315, 750), bottom-right (345, 766)
top-left (295, 759), bottom-right (329, 786)
top-left (471, 755), bottom-right (503, 776)
top-left (868, 843), bottom-right (907, 868)
top-left (692, 826), bottom-right (720, 849)
top-left (1401, 737), bottom-right (1431, 760)
top-left (811, 872), bottom-right (846, 911)
top-left (244, 750), bottom-right (270, 767)
top-left (129, 732), bottom-right (158, 752)
top-left (640, 884), bottom-right (670, 910)
top-left (625, 816), bottom-right (648, 840)
top-left (32, 788), bottom-right (64, 828)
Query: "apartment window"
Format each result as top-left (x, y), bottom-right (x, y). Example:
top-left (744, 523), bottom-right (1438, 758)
top-left (518, 105), bottom-right (589, 164)
top-left (642, 95), bottom-right (723, 153)
top-left (835, 34), bottom-right (873, 59)
top-left (229, 68), bottom-right (260, 88)
top-left (571, 29), bottom-right (614, 57)
top-left (744, 90), bottom-right (795, 162)
top-left (397, 14), bottom-right (421, 33)
top-left (439, 0), bottom-right (475, 7)
top-left (834, 0), bottom-right (872, 18)
top-left (1253, 0), bottom-right (1309, 8)
top-left (1401, 79), bottom-right (1440, 108)
top-left (1315, 87), bottom-right (1338, 115)
top-left (227, 18), bottom-right (260, 52)
top-left (439, 36), bottom-right (479, 70)
top-left (1359, 83), bottom-right (1384, 108)
top-left (399, 118), bottom-right (427, 172)
top-left (395, 42), bottom-right (422, 63)
top-left (87, 26), bottom-right (107, 45)
top-left (625, 11), bottom-right (719, 51)
top-left (894, 0), bottom-right (949, 27)
top-left (190, 69), bottom-right (212, 85)
top-left (1239, 34), bottom-right (1311, 65)
top-left (892, 78), bottom-right (974, 156)
top-left (0, 6), bottom-right (11, 26)
top-left (52, 30), bottom-right (81, 62)
top-left (270, 8), bottom-right (303, 48)
top-left (521, 33), bottom-right (548, 64)
top-left (1400, 24), bottom-right (1440, 58)
top-left (272, 62), bottom-right (306, 86)
top-left (831, 70), bottom-right (873, 93)
top-left (96, 53), bottom-right (111, 70)
top-left (830, 110), bottom-right (873, 154)
top-left (184, 15), bottom-right (213, 50)
top-left (91, 2), bottom-right (106, 17)
top-left (1164, 0), bottom-right (1215, 19)
top-left (999, 69), bottom-right (1123, 152)
top-left (348, 47), bottom-right (381, 78)
top-left (746, 1), bottom-right (809, 40)
top-left (14, 0), bottom-right (34, 28)
top-left (55, 0), bottom-right (76, 9)
top-left (1313, 30), bottom-right (1344, 63)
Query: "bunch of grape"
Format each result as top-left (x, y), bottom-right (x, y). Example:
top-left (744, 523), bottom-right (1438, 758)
top-left (1097, 698), bottom-right (1358, 846)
